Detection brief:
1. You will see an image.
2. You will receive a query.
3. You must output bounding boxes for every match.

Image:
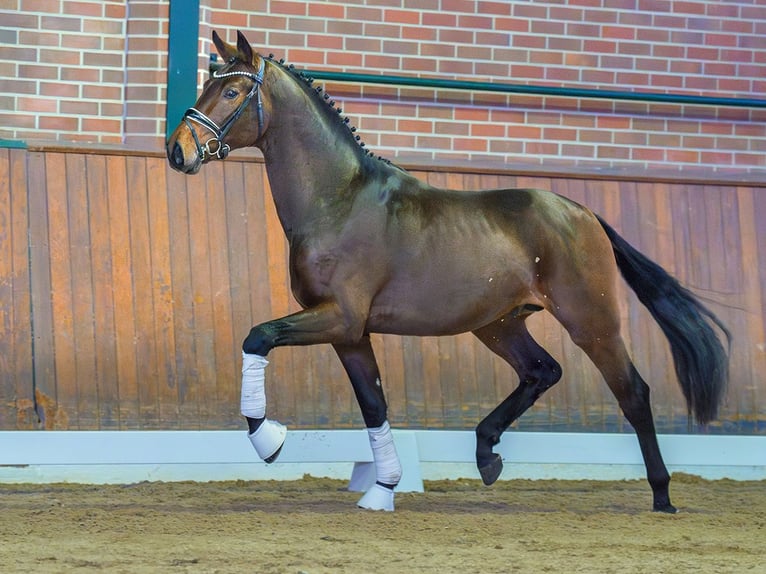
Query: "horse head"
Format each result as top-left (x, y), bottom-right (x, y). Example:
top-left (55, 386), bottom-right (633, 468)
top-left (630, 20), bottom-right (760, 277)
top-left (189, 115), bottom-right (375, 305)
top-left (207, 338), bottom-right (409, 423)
top-left (167, 30), bottom-right (268, 174)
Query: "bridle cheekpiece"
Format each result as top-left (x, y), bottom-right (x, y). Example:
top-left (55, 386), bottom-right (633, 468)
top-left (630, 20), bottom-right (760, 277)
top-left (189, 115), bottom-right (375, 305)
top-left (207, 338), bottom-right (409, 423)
top-left (182, 56), bottom-right (266, 162)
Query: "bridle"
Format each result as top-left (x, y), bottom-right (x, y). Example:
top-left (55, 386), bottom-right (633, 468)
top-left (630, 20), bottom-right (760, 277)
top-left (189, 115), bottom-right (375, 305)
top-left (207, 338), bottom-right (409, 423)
top-left (182, 57), bottom-right (266, 162)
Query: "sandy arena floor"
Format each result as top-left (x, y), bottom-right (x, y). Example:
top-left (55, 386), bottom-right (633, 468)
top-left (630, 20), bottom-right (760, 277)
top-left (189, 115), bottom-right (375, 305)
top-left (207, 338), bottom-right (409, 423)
top-left (1, 474), bottom-right (763, 573)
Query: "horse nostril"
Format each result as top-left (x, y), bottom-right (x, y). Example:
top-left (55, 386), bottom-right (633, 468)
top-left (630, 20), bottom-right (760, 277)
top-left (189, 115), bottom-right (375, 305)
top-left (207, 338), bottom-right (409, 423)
top-left (171, 142), bottom-right (185, 168)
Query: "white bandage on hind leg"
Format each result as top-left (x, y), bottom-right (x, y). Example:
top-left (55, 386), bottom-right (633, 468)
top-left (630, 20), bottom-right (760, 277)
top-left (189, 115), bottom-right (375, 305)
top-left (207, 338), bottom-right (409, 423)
top-left (367, 421), bottom-right (402, 486)
top-left (241, 352), bottom-right (269, 418)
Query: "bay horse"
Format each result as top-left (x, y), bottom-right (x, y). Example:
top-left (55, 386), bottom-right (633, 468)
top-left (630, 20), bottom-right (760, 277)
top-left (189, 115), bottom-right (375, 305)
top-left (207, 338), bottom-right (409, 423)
top-left (167, 31), bottom-right (729, 512)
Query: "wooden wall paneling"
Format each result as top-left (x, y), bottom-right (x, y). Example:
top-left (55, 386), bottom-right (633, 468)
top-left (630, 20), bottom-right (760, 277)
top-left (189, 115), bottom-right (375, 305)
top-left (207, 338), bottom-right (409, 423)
top-left (85, 155), bottom-right (119, 429)
top-left (185, 163), bottom-right (218, 427)
top-left (221, 160), bottom-right (252, 428)
top-left (716, 186), bottom-right (748, 430)
top-left (8, 149), bottom-right (34, 428)
top-left (204, 164), bottom-right (232, 426)
top-left (106, 155), bottom-right (140, 428)
top-left (400, 335), bottom-right (427, 427)
top-left (642, 181), bottom-right (679, 426)
top-left (202, 160), bottom-right (239, 426)
top-left (26, 152), bottom-right (57, 428)
top-left (65, 153), bottom-right (98, 428)
top-left (6, 149), bottom-right (763, 433)
top-left (0, 150), bottom-right (15, 427)
top-left (44, 153), bottom-right (77, 428)
top-left (125, 156), bottom-right (160, 428)
top-left (146, 158), bottom-right (177, 427)
top-left (0, 149), bottom-right (31, 428)
top-left (735, 186), bottom-right (765, 429)
top-left (754, 187), bottom-right (766, 432)
top-left (166, 167), bottom-right (197, 428)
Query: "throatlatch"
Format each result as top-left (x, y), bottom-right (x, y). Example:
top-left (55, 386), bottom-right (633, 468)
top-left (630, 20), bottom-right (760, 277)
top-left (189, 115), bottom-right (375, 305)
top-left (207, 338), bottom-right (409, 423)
top-left (241, 352), bottom-right (286, 462)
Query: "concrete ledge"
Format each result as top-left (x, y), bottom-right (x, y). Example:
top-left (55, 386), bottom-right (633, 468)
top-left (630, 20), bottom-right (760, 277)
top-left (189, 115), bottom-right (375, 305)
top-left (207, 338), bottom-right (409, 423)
top-left (0, 430), bottom-right (763, 490)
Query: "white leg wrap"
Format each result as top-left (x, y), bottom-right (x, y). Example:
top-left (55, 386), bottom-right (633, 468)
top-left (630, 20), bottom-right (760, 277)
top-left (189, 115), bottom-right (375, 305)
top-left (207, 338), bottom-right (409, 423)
top-left (241, 352), bottom-right (286, 462)
top-left (357, 421), bottom-right (401, 511)
top-left (367, 421), bottom-right (402, 486)
top-left (241, 352), bottom-right (268, 418)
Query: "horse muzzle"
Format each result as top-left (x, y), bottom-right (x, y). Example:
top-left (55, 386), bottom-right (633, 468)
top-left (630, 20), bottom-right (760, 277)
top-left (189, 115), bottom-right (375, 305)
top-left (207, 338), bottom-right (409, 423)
top-left (167, 139), bottom-right (203, 174)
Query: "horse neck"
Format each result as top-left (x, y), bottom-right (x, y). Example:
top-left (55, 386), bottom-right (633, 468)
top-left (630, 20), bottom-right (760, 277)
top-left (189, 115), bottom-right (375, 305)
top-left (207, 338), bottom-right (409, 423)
top-left (257, 64), bottom-right (369, 237)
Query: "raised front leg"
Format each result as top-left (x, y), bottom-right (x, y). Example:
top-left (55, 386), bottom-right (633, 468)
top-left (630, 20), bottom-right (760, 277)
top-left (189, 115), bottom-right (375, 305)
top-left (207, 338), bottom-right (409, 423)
top-left (240, 302), bottom-right (364, 462)
top-left (334, 339), bottom-right (402, 511)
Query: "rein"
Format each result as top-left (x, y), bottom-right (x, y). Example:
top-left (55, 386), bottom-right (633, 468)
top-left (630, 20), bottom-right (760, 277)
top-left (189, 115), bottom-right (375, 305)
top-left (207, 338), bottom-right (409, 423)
top-left (182, 57), bottom-right (265, 162)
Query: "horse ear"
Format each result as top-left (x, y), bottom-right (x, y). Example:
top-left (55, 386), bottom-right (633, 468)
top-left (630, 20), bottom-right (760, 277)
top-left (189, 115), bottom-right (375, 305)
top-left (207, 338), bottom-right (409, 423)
top-left (236, 30), bottom-right (254, 65)
top-left (212, 30), bottom-right (239, 62)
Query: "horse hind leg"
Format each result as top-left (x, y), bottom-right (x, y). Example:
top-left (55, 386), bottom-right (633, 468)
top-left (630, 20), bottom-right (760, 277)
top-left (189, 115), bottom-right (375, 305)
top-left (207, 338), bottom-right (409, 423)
top-left (556, 304), bottom-right (676, 513)
top-left (472, 313), bottom-right (563, 485)
top-left (584, 336), bottom-right (675, 513)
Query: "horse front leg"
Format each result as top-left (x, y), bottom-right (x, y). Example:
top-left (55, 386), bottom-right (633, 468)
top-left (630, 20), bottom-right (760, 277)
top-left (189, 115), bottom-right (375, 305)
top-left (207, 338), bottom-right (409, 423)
top-left (334, 338), bottom-right (402, 511)
top-left (240, 301), bottom-right (357, 463)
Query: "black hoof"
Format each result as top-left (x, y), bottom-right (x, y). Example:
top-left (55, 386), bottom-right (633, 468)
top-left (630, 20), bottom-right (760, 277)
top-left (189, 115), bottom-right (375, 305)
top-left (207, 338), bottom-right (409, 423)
top-left (478, 453), bottom-right (503, 486)
top-left (653, 502), bottom-right (678, 514)
top-left (263, 444), bottom-right (283, 464)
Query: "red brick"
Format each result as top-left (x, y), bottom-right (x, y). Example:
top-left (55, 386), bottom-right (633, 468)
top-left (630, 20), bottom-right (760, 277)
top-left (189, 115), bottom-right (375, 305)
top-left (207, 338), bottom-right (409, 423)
top-left (82, 118), bottom-right (122, 133)
top-left (365, 22), bottom-right (401, 38)
top-left (82, 85), bottom-right (122, 101)
top-left (402, 25), bottom-right (437, 41)
top-left (525, 142), bottom-right (558, 156)
top-left (63, 1), bottom-right (103, 16)
top-left (287, 49), bottom-right (325, 65)
top-left (308, 35), bottom-right (343, 50)
top-left (308, 2), bottom-right (344, 18)
top-left (385, 9), bottom-right (419, 24)
top-left (18, 63), bottom-right (58, 79)
top-left (454, 137), bottom-right (487, 152)
top-left (700, 151), bottom-right (733, 165)
top-left (632, 148), bottom-right (664, 162)
top-left (470, 123), bottom-right (504, 138)
top-left (383, 40), bottom-right (419, 56)
top-left (489, 139), bottom-right (524, 154)
top-left (39, 115), bottom-right (79, 131)
top-left (422, 12), bottom-right (456, 27)
top-left (21, 0), bottom-right (60, 12)
top-left (561, 143), bottom-right (595, 158)
top-left (478, 2), bottom-right (511, 16)
top-left (402, 57), bottom-right (437, 72)
top-left (40, 81), bottom-right (79, 98)
top-left (441, 0), bottom-right (477, 13)
top-left (270, 1), bottom-right (306, 16)
top-left (507, 126), bottom-right (542, 139)
top-left (495, 17), bottom-right (528, 32)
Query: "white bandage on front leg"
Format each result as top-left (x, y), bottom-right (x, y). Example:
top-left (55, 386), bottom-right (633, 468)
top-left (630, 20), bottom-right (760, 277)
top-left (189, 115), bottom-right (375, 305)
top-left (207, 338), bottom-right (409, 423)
top-left (241, 352), bottom-right (286, 462)
top-left (357, 421), bottom-right (402, 511)
top-left (241, 352), bottom-right (268, 418)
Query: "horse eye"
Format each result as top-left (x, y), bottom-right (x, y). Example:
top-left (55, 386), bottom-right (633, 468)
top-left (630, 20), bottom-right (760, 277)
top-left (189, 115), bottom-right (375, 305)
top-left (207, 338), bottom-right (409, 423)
top-left (223, 88), bottom-right (238, 99)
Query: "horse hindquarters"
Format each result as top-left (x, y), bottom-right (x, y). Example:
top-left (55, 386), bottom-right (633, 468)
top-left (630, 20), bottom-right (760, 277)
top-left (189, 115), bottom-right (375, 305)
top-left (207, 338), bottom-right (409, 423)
top-left (523, 213), bottom-right (676, 512)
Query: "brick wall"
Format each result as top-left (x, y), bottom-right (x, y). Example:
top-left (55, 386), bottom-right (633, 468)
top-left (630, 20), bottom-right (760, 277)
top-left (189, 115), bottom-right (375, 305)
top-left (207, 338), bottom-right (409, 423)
top-left (2, 0), bottom-right (765, 174)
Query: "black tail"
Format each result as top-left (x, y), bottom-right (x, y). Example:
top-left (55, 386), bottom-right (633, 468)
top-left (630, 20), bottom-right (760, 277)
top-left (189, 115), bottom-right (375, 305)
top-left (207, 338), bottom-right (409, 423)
top-left (596, 215), bottom-right (730, 425)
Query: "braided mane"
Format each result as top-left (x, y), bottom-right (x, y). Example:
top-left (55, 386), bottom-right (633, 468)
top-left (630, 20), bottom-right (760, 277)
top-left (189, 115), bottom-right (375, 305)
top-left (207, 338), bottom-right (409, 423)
top-left (264, 54), bottom-right (396, 167)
